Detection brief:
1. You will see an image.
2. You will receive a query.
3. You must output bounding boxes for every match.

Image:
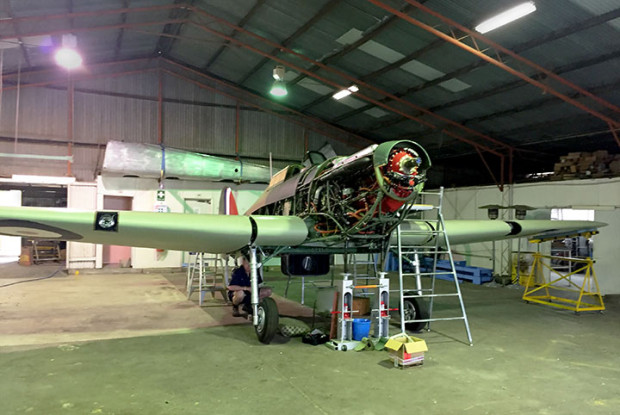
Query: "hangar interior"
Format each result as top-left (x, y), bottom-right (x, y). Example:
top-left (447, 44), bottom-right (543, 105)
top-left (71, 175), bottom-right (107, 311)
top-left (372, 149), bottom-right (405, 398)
top-left (0, 1), bottom-right (619, 414)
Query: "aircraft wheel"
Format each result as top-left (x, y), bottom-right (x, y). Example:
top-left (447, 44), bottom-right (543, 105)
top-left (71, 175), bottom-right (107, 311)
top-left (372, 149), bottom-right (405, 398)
top-left (255, 297), bottom-right (279, 344)
top-left (402, 298), bottom-right (429, 333)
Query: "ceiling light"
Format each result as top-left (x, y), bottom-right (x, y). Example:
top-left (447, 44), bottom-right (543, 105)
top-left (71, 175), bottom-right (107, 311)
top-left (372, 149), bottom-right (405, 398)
top-left (270, 65), bottom-right (288, 97)
top-left (55, 48), bottom-right (82, 69)
top-left (475, 2), bottom-right (537, 34)
top-left (332, 85), bottom-right (359, 100)
top-left (54, 34), bottom-right (82, 70)
top-left (272, 65), bottom-right (285, 81)
top-left (270, 80), bottom-right (288, 97)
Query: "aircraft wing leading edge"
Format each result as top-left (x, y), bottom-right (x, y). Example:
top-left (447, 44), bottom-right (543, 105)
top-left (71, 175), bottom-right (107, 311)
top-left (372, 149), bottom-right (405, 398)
top-left (0, 207), bottom-right (308, 254)
top-left (396, 219), bottom-right (606, 246)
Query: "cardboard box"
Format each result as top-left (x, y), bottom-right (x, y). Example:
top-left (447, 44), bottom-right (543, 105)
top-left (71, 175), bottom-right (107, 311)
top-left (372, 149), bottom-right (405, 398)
top-left (385, 334), bottom-right (427, 366)
top-left (352, 296), bottom-right (370, 316)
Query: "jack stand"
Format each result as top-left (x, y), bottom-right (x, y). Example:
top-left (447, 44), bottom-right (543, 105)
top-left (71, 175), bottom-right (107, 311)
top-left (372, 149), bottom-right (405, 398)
top-left (327, 274), bottom-right (359, 351)
top-left (372, 273), bottom-right (390, 338)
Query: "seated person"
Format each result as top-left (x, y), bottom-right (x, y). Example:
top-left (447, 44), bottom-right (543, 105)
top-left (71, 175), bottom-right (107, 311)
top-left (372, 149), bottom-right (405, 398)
top-left (227, 255), bottom-right (272, 317)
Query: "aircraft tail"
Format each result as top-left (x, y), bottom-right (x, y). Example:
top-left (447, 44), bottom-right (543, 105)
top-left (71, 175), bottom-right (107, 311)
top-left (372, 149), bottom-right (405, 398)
top-left (219, 187), bottom-right (239, 215)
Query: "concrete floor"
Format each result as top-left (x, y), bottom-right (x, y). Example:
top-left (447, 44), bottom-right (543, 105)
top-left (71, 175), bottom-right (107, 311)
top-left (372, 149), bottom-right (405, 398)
top-left (1, 263), bottom-right (619, 415)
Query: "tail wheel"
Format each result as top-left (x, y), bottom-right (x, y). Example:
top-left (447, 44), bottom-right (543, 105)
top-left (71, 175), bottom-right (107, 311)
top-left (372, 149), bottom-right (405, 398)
top-left (255, 297), bottom-right (279, 344)
top-left (402, 298), bottom-right (429, 332)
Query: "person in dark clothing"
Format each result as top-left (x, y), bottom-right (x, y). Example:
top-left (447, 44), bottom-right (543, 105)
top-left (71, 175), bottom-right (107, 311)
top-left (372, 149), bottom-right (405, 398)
top-left (227, 255), bottom-right (272, 317)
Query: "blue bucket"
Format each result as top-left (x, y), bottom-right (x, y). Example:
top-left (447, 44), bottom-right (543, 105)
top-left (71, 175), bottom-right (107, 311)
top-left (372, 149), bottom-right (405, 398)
top-left (352, 318), bottom-right (371, 341)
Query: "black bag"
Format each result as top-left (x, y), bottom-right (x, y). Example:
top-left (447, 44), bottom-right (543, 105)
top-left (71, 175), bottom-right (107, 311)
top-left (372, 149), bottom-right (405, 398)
top-left (302, 332), bottom-right (329, 346)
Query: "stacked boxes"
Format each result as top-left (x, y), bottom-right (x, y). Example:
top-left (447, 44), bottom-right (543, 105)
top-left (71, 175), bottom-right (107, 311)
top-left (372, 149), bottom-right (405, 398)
top-left (552, 150), bottom-right (620, 180)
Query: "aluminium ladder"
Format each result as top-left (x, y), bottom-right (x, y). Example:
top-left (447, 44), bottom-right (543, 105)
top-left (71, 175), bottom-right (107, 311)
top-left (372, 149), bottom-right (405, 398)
top-left (351, 252), bottom-right (379, 296)
top-left (186, 252), bottom-right (230, 306)
top-left (391, 187), bottom-right (473, 345)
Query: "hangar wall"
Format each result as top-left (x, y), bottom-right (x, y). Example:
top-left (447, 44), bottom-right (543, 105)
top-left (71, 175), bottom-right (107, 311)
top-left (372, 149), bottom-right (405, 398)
top-left (437, 177), bottom-right (620, 295)
top-left (0, 69), bottom-right (354, 182)
top-left (95, 176), bottom-right (266, 270)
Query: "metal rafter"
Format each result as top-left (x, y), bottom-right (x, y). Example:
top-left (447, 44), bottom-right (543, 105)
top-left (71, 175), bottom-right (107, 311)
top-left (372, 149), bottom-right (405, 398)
top-left (154, 0), bottom-right (195, 57)
top-left (186, 10), bottom-right (508, 188)
top-left (3, 2), bottom-right (31, 68)
top-left (491, 111), bottom-right (618, 143)
top-left (464, 80), bottom-right (620, 128)
top-left (301, 36), bottom-right (444, 113)
top-left (114, 0), bottom-right (130, 60)
top-left (189, 6), bottom-right (509, 155)
top-left (0, 18), bottom-right (188, 44)
top-left (288, 2), bottom-right (419, 88)
top-left (339, 10), bottom-right (620, 127)
top-left (162, 58), bottom-right (373, 149)
top-left (367, 0), bottom-right (620, 129)
top-left (371, 49), bottom-right (620, 133)
top-left (0, 4), bottom-right (182, 27)
top-left (1, 57), bottom-right (154, 79)
top-left (203, 0), bottom-right (267, 70)
top-left (237, 0), bottom-right (342, 85)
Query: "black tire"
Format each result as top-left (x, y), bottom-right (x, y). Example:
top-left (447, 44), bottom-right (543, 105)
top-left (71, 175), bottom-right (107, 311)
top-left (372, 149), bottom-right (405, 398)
top-left (402, 298), bottom-right (429, 333)
top-left (255, 297), bottom-right (279, 344)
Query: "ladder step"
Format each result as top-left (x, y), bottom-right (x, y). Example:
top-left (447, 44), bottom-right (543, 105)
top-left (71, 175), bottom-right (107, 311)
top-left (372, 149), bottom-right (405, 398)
top-left (401, 272), bottom-right (454, 277)
top-left (393, 249), bottom-right (450, 254)
top-left (405, 317), bottom-right (465, 323)
top-left (389, 288), bottom-right (434, 293)
top-left (403, 293), bottom-right (460, 298)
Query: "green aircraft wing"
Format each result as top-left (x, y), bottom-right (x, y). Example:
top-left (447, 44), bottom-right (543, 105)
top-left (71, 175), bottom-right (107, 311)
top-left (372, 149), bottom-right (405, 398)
top-left (0, 207), bottom-right (606, 253)
top-left (396, 219), bottom-right (606, 246)
top-left (0, 206), bottom-right (308, 253)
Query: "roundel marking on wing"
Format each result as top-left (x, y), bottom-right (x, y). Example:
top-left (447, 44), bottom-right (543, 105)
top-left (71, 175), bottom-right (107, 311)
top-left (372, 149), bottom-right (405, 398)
top-left (0, 220), bottom-right (83, 240)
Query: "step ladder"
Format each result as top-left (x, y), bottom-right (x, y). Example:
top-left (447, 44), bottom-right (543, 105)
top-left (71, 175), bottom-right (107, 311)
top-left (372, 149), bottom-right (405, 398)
top-left (186, 252), bottom-right (230, 306)
top-left (351, 252), bottom-right (379, 294)
top-left (390, 187), bottom-right (473, 346)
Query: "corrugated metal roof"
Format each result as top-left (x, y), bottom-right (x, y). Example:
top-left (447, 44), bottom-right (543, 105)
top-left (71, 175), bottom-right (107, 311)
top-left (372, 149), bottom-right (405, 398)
top-left (0, 0), bottom-right (617, 186)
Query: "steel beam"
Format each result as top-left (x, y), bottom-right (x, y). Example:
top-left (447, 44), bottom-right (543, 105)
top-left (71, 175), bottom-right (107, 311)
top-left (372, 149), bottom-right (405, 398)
top-left (0, 4), bottom-right (183, 27)
top-left (237, 0), bottom-right (341, 84)
top-left (367, 0), bottom-right (620, 128)
top-left (161, 59), bottom-right (374, 148)
top-left (0, 19), bottom-right (189, 43)
top-left (188, 9), bottom-right (508, 155)
top-left (204, 0), bottom-right (267, 71)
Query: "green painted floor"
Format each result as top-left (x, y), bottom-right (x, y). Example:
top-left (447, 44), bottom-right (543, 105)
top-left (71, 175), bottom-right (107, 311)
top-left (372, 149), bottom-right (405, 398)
top-left (2, 268), bottom-right (620, 414)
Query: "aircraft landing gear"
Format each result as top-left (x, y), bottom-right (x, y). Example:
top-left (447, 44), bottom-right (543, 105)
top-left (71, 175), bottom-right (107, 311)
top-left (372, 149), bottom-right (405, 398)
top-left (255, 297), bottom-right (279, 344)
top-left (247, 245), bottom-right (279, 344)
top-left (402, 297), bottom-right (429, 333)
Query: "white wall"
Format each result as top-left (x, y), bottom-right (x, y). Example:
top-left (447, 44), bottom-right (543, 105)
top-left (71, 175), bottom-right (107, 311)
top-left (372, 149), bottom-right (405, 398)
top-left (0, 190), bottom-right (22, 262)
top-left (97, 177), bottom-right (266, 269)
top-left (437, 177), bottom-right (620, 294)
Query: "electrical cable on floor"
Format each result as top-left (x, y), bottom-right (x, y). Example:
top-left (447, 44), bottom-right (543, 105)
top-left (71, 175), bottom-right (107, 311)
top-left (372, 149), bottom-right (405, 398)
top-left (0, 265), bottom-right (65, 288)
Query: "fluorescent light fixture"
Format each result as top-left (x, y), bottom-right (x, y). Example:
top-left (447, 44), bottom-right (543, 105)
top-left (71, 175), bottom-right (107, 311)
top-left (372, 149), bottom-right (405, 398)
top-left (270, 80), bottom-right (288, 97)
top-left (332, 85), bottom-right (359, 100)
top-left (55, 34), bottom-right (82, 69)
top-left (475, 2), bottom-right (536, 34)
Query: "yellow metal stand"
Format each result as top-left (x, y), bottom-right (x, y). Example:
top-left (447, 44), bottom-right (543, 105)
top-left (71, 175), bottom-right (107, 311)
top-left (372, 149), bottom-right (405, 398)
top-left (522, 253), bottom-right (604, 313)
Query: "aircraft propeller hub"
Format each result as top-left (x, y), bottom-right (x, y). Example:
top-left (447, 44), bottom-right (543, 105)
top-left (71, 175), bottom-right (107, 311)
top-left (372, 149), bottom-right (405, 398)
top-left (386, 148), bottom-right (422, 185)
